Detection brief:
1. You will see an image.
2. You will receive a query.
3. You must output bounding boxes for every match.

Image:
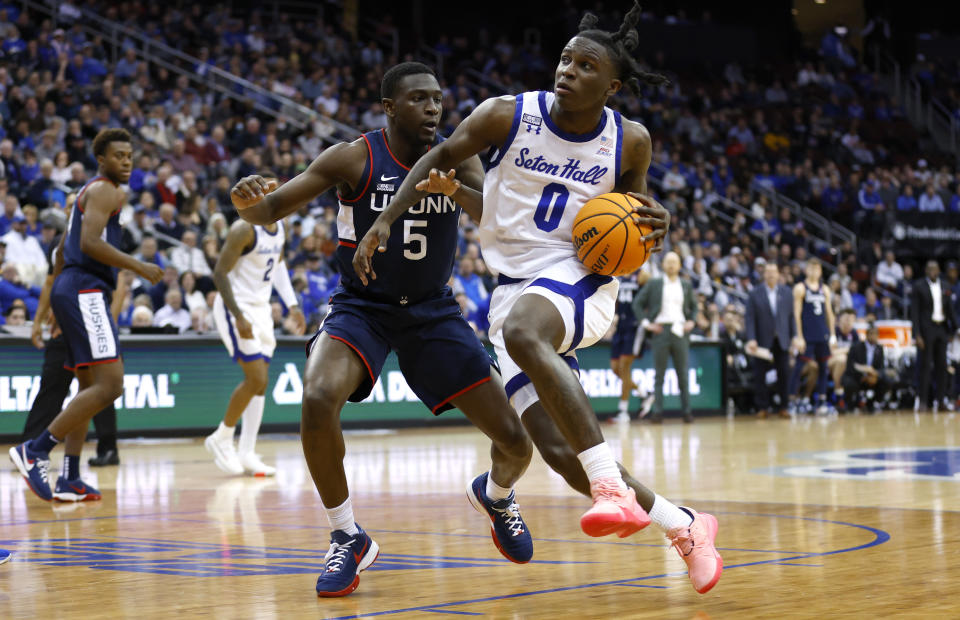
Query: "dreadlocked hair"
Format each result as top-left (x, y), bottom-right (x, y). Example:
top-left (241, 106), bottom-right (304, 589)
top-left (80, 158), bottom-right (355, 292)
top-left (577, 1), bottom-right (670, 94)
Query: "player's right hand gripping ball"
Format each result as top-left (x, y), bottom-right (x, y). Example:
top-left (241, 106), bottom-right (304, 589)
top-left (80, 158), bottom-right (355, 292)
top-left (573, 193), bottom-right (653, 276)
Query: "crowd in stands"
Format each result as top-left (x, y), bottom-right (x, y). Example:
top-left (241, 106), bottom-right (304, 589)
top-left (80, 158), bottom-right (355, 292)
top-left (1, 0), bottom-right (959, 406)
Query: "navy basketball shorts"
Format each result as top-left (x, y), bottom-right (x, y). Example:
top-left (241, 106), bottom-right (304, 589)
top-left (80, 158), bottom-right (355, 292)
top-left (308, 289), bottom-right (494, 414)
top-left (610, 318), bottom-right (642, 359)
top-left (801, 341), bottom-right (831, 363)
top-left (49, 269), bottom-right (120, 371)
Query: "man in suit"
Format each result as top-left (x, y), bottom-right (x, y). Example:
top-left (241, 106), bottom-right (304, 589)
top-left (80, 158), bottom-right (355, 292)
top-left (633, 252), bottom-right (697, 423)
top-left (911, 260), bottom-right (956, 411)
top-left (841, 324), bottom-right (889, 412)
top-left (744, 262), bottom-right (795, 418)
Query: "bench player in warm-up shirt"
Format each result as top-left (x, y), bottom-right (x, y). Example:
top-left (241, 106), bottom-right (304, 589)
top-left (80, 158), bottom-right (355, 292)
top-left (355, 2), bottom-right (722, 595)
top-left (206, 210), bottom-right (305, 476)
top-left (230, 63), bottom-right (534, 597)
top-left (9, 129), bottom-right (163, 502)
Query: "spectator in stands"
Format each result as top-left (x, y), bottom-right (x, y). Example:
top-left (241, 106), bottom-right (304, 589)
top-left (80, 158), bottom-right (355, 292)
top-left (1, 214), bottom-right (46, 286)
top-left (919, 183), bottom-right (945, 212)
top-left (0, 194), bottom-right (20, 236)
top-left (179, 271), bottom-right (207, 312)
top-left (149, 266), bottom-right (180, 311)
top-left (153, 287), bottom-right (191, 333)
top-left (154, 203), bottom-right (184, 248)
top-left (0, 260), bottom-right (39, 317)
top-left (840, 324), bottom-right (889, 413)
top-left (169, 229), bottom-right (211, 277)
top-left (2, 303), bottom-right (27, 328)
top-left (131, 305), bottom-right (154, 328)
top-left (875, 251), bottom-right (904, 290)
top-left (897, 184), bottom-right (917, 210)
top-left (135, 236), bottom-right (166, 270)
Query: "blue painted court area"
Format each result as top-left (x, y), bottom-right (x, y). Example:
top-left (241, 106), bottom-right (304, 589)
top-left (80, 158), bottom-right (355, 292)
top-left (1, 507), bottom-right (891, 618)
top-left (757, 447), bottom-right (960, 480)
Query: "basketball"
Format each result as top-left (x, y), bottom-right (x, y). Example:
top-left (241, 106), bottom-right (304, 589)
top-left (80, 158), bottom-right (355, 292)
top-left (572, 193), bottom-right (653, 277)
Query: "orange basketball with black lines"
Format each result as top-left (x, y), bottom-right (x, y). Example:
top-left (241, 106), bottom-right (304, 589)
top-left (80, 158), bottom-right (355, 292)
top-left (572, 193), bottom-right (653, 277)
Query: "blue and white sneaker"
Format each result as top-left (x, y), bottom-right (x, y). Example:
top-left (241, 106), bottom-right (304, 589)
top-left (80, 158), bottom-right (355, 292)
top-left (0, 549), bottom-right (11, 565)
top-left (53, 476), bottom-right (102, 502)
top-left (315, 526), bottom-right (379, 597)
top-left (9, 443), bottom-right (52, 501)
top-left (467, 472), bottom-right (533, 563)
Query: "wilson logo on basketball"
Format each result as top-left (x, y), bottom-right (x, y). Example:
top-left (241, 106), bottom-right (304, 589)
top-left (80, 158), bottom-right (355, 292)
top-left (574, 226), bottom-right (600, 250)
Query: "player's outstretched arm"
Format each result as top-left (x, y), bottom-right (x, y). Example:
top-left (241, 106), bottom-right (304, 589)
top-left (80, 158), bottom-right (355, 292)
top-left (213, 220), bottom-right (256, 338)
top-left (353, 96), bottom-right (516, 284)
top-left (80, 183), bottom-right (163, 284)
top-left (232, 141), bottom-right (367, 225)
top-left (793, 282), bottom-right (806, 351)
top-left (414, 160), bottom-right (485, 222)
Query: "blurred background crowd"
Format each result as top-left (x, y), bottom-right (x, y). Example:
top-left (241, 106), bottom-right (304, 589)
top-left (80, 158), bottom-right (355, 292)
top-left (2, 0), bottom-right (960, 412)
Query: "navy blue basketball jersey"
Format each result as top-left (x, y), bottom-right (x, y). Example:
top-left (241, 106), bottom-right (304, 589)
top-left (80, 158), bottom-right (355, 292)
top-left (801, 282), bottom-right (829, 342)
top-left (615, 276), bottom-right (640, 324)
top-left (63, 176), bottom-right (124, 288)
top-left (334, 129), bottom-right (460, 306)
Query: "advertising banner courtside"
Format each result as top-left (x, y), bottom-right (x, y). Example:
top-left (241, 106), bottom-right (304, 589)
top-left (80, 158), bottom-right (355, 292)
top-left (0, 336), bottom-right (724, 438)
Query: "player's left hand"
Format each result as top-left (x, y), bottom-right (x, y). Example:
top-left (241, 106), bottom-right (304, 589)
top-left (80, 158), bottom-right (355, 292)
top-left (287, 307), bottom-right (307, 336)
top-left (625, 192), bottom-right (670, 253)
top-left (353, 219), bottom-right (391, 286)
top-left (30, 320), bottom-right (45, 350)
top-left (415, 168), bottom-right (461, 196)
top-left (684, 320), bottom-right (695, 334)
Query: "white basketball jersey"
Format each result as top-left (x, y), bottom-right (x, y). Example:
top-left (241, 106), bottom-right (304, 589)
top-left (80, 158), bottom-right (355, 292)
top-left (229, 221), bottom-right (285, 306)
top-left (480, 91), bottom-right (623, 279)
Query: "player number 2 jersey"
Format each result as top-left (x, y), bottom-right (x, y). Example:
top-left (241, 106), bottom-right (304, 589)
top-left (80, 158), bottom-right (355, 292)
top-left (480, 91), bottom-right (623, 279)
top-left (229, 221), bottom-right (285, 306)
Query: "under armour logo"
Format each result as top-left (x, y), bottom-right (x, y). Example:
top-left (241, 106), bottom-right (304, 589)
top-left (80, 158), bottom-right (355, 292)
top-left (525, 124), bottom-right (541, 134)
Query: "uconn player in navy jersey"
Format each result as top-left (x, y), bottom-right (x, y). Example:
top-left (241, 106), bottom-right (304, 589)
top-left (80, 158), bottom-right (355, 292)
top-left (610, 270), bottom-right (654, 420)
top-left (792, 258), bottom-right (836, 414)
top-left (9, 129), bottom-right (163, 502)
top-left (231, 63), bottom-right (533, 597)
top-left (356, 3), bottom-right (723, 594)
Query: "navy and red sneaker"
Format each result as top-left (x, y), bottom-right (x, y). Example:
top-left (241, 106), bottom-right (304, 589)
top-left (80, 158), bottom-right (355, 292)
top-left (315, 525), bottom-right (380, 597)
top-left (53, 476), bottom-right (102, 502)
top-left (467, 472), bottom-right (533, 563)
top-left (9, 443), bottom-right (52, 501)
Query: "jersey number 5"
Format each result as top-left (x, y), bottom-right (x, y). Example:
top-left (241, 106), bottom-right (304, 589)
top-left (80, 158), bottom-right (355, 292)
top-left (533, 183), bottom-right (569, 232)
top-left (404, 220), bottom-right (427, 260)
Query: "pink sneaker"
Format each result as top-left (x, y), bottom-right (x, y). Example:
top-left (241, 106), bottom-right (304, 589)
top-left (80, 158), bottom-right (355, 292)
top-left (666, 508), bottom-right (723, 594)
top-left (580, 478), bottom-right (652, 538)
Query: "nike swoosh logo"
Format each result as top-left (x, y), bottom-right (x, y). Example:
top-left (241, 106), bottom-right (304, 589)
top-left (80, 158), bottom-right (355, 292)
top-left (24, 457), bottom-right (35, 471)
top-left (69, 483), bottom-right (87, 493)
top-left (380, 175), bottom-right (398, 182)
top-left (353, 539), bottom-right (369, 563)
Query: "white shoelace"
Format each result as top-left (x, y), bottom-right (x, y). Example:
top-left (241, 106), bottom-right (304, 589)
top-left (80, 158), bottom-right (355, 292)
top-left (323, 539), bottom-right (355, 573)
top-left (37, 459), bottom-right (50, 485)
top-left (494, 501), bottom-right (525, 537)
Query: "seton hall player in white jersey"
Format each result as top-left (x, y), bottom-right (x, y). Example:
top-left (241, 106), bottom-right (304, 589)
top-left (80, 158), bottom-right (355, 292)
top-left (356, 3), bottom-right (722, 594)
top-left (207, 195), bottom-right (305, 476)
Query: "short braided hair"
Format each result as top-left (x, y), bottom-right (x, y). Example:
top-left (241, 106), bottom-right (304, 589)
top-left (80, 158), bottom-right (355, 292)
top-left (576, 1), bottom-right (669, 94)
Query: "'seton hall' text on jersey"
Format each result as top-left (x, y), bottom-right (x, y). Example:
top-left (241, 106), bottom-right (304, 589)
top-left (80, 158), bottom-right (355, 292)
top-left (513, 148), bottom-right (608, 185)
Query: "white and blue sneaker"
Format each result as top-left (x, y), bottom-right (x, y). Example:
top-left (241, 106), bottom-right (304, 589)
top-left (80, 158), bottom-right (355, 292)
top-left (9, 442), bottom-right (52, 501)
top-left (467, 472), bottom-right (533, 563)
top-left (0, 549), bottom-right (11, 564)
top-left (53, 476), bottom-right (102, 502)
top-left (315, 526), bottom-right (379, 597)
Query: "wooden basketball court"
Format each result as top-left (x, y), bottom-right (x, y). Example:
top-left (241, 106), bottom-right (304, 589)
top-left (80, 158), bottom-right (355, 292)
top-left (2, 412), bottom-right (958, 618)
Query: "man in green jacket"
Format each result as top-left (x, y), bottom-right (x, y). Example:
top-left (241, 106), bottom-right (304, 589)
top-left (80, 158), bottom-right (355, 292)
top-left (632, 252), bottom-right (697, 423)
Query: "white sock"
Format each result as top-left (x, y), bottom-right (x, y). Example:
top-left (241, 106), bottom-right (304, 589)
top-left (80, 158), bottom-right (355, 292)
top-left (325, 497), bottom-right (359, 536)
top-left (576, 443), bottom-right (626, 489)
top-left (617, 399), bottom-right (629, 414)
top-left (215, 421), bottom-right (235, 440)
top-left (238, 395), bottom-right (265, 456)
top-left (485, 472), bottom-right (512, 501)
top-left (649, 494), bottom-right (693, 531)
